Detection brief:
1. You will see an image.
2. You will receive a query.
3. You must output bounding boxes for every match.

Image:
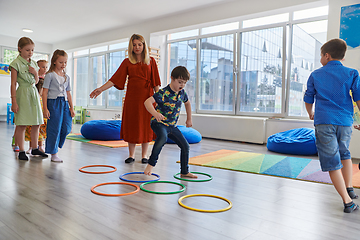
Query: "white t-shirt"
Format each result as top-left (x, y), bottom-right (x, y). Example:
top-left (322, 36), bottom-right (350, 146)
top-left (54, 73), bottom-right (65, 97)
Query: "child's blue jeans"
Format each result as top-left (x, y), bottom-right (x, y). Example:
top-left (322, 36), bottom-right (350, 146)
top-left (148, 122), bottom-right (190, 174)
top-left (315, 124), bottom-right (352, 172)
top-left (45, 97), bottom-right (72, 154)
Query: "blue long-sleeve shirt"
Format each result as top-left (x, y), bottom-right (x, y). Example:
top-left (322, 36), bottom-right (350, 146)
top-left (303, 60), bottom-right (360, 126)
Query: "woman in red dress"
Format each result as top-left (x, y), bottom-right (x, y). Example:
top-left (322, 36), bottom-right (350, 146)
top-left (90, 34), bottom-right (161, 163)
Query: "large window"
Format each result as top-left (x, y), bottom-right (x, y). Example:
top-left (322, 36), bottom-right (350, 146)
top-left (239, 27), bottom-right (284, 114)
top-left (165, 5), bottom-right (328, 118)
top-left (289, 20), bottom-right (327, 117)
top-left (200, 34), bottom-right (234, 112)
top-left (73, 57), bottom-right (89, 107)
top-left (72, 41), bottom-right (127, 108)
top-left (89, 55), bottom-right (106, 107)
top-left (108, 51), bottom-right (126, 107)
top-left (168, 40), bottom-right (197, 111)
top-left (3, 48), bottom-right (48, 64)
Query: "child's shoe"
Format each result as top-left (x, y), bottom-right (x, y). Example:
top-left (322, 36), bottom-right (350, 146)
top-left (344, 201), bottom-right (359, 213)
top-left (13, 146), bottom-right (20, 152)
top-left (31, 148), bottom-right (48, 157)
top-left (125, 157), bottom-right (135, 163)
top-left (347, 187), bottom-right (359, 199)
top-left (51, 154), bottom-right (63, 163)
top-left (39, 146), bottom-right (45, 152)
top-left (18, 151), bottom-right (28, 161)
top-left (26, 147), bottom-right (32, 154)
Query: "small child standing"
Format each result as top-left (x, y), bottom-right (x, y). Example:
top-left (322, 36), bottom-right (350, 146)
top-left (143, 66), bottom-right (197, 178)
top-left (10, 37), bottom-right (48, 160)
top-left (43, 50), bottom-right (75, 162)
top-left (26, 60), bottom-right (48, 154)
top-left (304, 38), bottom-right (360, 213)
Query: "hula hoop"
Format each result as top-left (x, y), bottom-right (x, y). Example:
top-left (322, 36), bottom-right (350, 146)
top-left (173, 172), bottom-right (213, 182)
top-left (178, 194), bottom-right (232, 212)
top-left (79, 165), bottom-right (117, 174)
top-left (140, 181), bottom-right (186, 194)
top-left (119, 171), bottom-right (160, 183)
top-left (91, 182), bottom-right (139, 196)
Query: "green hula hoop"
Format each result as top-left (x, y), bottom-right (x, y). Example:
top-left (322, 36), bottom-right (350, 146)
top-left (140, 181), bottom-right (186, 194)
top-left (173, 172), bottom-right (213, 182)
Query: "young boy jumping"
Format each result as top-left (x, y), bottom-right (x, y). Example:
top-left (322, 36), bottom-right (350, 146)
top-left (304, 38), bottom-right (360, 213)
top-left (143, 66), bottom-right (197, 178)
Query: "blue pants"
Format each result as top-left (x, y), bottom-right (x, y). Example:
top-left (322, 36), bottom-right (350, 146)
top-left (148, 122), bottom-right (190, 174)
top-left (45, 97), bottom-right (72, 154)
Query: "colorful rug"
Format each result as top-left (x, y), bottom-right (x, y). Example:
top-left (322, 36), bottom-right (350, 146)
top-left (186, 149), bottom-right (360, 188)
top-left (66, 133), bottom-right (154, 148)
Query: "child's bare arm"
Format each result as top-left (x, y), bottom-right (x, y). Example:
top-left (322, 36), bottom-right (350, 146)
top-left (355, 100), bottom-right (360, 131)
top-left (10, 68), bottom-right (18, 113)
top-left (42, 88), bottom-right (50, 119)
top-left (67, 91), bottom-right (75, 117)
top-left (305, 102), bottom-right (314, 120)
top-left (184, 100), bottom-right (192, 127)
top-left (144, 96), bottom-right (164, 121)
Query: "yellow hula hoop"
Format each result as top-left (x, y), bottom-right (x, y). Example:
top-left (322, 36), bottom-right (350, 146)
top-left (178, 194), bottom-right (232, 213)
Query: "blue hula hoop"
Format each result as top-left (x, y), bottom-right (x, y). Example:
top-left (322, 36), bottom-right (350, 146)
top-left (119, 171), bottom-right (160, 183)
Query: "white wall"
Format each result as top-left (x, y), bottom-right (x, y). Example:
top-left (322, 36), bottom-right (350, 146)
top-left (327, 0), bottom-right (360, 158)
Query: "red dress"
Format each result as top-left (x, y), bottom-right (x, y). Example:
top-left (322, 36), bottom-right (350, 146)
top-left (109, 57), bottom-right (161, 143)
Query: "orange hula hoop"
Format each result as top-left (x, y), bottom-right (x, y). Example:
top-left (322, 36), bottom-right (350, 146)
top-left (91, 182), bottom-right (140, 196)
top-left (79, 165), bottom-right (117, 174)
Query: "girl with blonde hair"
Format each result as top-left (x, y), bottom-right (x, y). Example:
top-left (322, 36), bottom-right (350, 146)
top-left (10, 37), bottom-right (48, 160)
top-left (43, 50), bottom-right (75, 162)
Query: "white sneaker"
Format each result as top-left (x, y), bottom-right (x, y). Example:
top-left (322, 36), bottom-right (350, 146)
top-left (51, 154), bottom-right (63, 163)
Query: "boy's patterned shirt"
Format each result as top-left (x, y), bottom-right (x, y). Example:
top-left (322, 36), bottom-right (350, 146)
top-left (151, 84), bottom-right (188, 126)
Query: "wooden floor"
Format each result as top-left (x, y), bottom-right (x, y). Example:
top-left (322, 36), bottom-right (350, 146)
top-left (1, 122), bottom-right (360, 240)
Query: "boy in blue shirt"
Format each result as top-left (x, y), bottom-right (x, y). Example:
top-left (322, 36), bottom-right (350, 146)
top-left (304, 38), bottom-right (360, 213)
top-left (143, 66), bottom-right (197, 178)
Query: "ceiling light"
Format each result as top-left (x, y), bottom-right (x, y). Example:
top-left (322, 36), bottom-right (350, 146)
top-left (22, 28), bottom-right (33, 33)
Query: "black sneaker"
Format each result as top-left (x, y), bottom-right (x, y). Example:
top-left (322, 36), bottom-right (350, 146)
top-left (31, 148), bottom-right (48, 157)
top-left (141, 158), bottom-right (148, 164)
top-left (344, 202), bottom-right (359, 213)
top-left (125, 157), bottom-right (135, 163)
top-left (18, 151), bottom-right (28, 161)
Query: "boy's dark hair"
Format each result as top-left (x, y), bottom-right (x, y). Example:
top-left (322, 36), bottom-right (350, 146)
top-left (321, 38), bottom-right (347, 60)
top-left (171, 66), bottom-right (190, 81)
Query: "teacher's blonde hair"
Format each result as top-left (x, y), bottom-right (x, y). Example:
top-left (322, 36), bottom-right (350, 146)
top-left (128, 34), bottom-right (150, 65)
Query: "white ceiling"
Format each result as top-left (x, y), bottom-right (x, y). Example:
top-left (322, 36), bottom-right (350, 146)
top-left (0, 0), bottom-right (235, 45)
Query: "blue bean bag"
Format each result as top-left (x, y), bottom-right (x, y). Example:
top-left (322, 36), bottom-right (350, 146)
top-left (166, 125), bottom-right (202, 144)
top-left (267, 128), bottom-right (317, 155)
top-left (81, 120), bottom-right (121, 140)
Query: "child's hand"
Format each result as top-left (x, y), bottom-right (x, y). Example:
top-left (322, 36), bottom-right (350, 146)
top-left (154, 112), bottom-right (165, 122)
top-left (70, 108), bottom-right (75, 118)
top-left (43, 109), bottom-right (50, 119)
top-left (186, 119), bottom-right (192, 127)
top-left (354, 125), bottom-right (360, 131)
top-left (28, 66), bottom-right (37, 76)
top-left (11, 102), bottom-right (19, 113)
top-left (308, 111), bottom-right (314, 120)
top-left (90, 88), bottom-right (102, 99)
